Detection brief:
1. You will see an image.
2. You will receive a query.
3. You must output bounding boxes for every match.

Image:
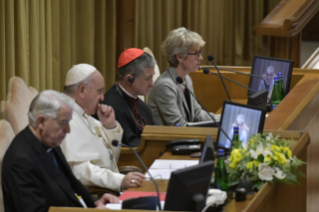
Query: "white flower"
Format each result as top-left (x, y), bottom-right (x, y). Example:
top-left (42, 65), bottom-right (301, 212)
top-left (250, 142), bottom-right (272, 159)
top-left (258, 163), bottom-right (275, 181)
top-left (273, 167), bottom-right (286, 179)
top-left (265, 133), bottom-right (273, 142)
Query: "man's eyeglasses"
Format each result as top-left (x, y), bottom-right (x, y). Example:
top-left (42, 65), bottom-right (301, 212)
top-left (187, 50), bottom-right (202, 59)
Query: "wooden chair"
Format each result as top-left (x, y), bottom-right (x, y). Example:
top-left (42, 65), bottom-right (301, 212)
top-left (0, 120), bottom-right (16, 212)
top-left (139, 47), bottom-right (161, 103)
top-left (1, 76), bottom-right (38, 134)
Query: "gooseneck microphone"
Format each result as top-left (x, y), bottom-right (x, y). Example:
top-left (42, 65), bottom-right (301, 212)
top-left (111, 140), bottom-right (162, 211)
top-left (203, 69), bottom-right (258, 93)
top-left (175, 77), bottom-right (232, 142)
top-left (202, 68), bottom-right (271, 107)
top-left (199, 66), bottom-right (268, 90)
top-left (207, 55), bottom-right (231, 102)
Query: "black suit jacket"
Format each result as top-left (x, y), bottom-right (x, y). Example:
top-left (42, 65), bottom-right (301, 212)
top-left (99, 84), bottom-right (156, 147)
top-left (1, 126), bottom-right (95, 212)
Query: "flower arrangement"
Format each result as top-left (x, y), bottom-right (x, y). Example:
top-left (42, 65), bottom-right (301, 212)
top-left (226, 133), bottom-right (305, 190)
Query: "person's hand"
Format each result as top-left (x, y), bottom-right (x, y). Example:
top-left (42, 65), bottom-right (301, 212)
top-left (97, 104), bottom-right (117, 129)
top-left (121, 172), bottom-right (146, 189)
top-left (95, 193), bottom-right (119, 208)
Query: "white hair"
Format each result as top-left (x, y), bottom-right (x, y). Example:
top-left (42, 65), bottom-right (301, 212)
top-left (161, 27), bottom-right (205, 67)
top-left (266, 66), bottom-right (274, 75)
top-left (237, 114), bottom-right (245, 124)
top-left (28, 90), bottom-right (74, 127)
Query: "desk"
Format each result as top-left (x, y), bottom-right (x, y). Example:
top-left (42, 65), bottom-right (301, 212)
top-left (132, 130), bottom-right (309, 212)
top-left (49, 129), bottom-right (309, 212)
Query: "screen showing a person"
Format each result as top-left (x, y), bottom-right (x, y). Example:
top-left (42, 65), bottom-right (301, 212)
top-left (248, 56), bottom-right (294, 97)
top-left (217, 101), bottom-right (266, 149)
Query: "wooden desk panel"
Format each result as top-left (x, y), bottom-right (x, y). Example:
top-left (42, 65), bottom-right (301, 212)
top-left (118, 126), bottom-right (218, 169)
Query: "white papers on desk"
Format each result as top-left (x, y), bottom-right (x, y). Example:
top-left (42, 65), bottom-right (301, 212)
top-left (145, 159), bottom-right (199, 180)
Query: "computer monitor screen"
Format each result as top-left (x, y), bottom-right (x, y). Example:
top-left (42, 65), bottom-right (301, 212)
top-left (199, 135), bottom-right (215, 164)
top-left (216, 101), bottom-right (266, 150)
top-left (164, 161), bottom-right (214, 211)
top-left (248, 56), bottom-right (294, 97)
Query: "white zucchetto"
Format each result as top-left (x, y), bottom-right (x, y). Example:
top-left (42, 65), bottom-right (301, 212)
top-left (65, 64), bottom-right (97, 86)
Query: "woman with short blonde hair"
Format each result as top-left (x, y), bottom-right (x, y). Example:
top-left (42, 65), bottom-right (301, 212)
top-left (148, 27), bottom-right (220, 126)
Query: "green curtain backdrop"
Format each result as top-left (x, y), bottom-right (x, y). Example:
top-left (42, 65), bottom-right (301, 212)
top-left (0, 0), bottom-right (281, 102)
top-left (0, 0), bottom-right (116, 102)
top-left (135, 0), bottom-right (281, 73)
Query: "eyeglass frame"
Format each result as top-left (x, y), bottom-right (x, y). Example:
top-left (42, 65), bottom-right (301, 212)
top-left (187, 50), bottom-right (202, 59)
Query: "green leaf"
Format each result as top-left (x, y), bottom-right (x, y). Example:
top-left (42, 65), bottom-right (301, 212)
top-left (253, 180), bottom-right (265, 190)
top-left (285, 173), bottom-right (298, 184)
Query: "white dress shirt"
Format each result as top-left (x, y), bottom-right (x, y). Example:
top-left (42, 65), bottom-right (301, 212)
top-left (61, 102), bottom-right (125, 191)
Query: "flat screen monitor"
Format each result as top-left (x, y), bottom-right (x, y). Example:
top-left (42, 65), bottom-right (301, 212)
top-left (164, 161), bottom-right (214, 211)
top-left (199, 135), bottom-right (215, 164)
top-left (216, 101), bottom-right (266, 150)
top-left (248, 56), bottom-right (294, 98)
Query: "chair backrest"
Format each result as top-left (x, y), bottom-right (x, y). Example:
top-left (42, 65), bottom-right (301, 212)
top-left (141, 47), bottom-right (161, 103)
top-left (143, 47), bottom-right (160, 82)
top-left (0, 120), bottom-right (15, 212)
top-left (302, 47), bottom-right (319, 69)
top-left (1, 77), bottom-right (38, 135)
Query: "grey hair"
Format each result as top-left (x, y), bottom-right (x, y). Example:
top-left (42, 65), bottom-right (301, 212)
top-left (117, 52), bottom-right (155, 80)
top-left (161, 27), bottom-right (205, 67)
top-left (266, 66), bottom-right (274, 75)
top-left (64, 72), bottom-right (95, 95)
top-left (28, 90), bottom-right (74, 127)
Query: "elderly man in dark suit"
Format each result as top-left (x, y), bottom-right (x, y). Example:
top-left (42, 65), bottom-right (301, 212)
top-left (1, 90), bottom-right (118, 212)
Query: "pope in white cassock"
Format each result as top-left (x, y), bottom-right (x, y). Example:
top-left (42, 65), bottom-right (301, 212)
top-left (61, 64), bottom-right (145, 191)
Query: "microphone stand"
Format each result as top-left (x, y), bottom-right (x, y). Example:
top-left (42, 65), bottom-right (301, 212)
top-left (207, 59), bottom-right (232, 102)
top-left (199, 66), bottom-right (268, 87)
top-left (112, 141), bottom-right (162, 211)
top-left (175, 77), bottom-right (232, 143)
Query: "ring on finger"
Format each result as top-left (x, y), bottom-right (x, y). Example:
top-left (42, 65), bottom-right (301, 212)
top-left (131, 179), bottom-right (135, 184)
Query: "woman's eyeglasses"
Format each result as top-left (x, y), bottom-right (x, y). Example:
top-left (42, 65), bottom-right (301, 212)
top-left (187, 50), bottom-right (202, 59)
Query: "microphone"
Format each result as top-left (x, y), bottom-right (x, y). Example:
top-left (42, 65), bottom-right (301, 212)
top-left (203, 69), bottom-right (258, 93)
top-left (175, 76), bottom-right (232, 142)
top-left (203, 69), bottom-right (268, 108)
top-left (111, 140), bottom-right (162, 210)
top-left (207, 55), bottom-right (231, 102)
top-left (199, 66), bottom-right (268, 92)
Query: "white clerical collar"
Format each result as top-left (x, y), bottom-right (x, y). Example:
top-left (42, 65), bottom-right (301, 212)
top-left (117, 82), bottom-right (137, 99)
top-left (73, 102), bottom-right (87, 117)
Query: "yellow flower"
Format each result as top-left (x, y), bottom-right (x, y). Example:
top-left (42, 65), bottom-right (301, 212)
top-left (229, 149), bottom-right (243, 163)
top-left (271, 144), bottom-right (281, 152)
top-left (230, 161), bottom-right (238, 168)
top-left (277, 153), bottom-right (287, 164)
top-left (264, 155), bottom-right (272, 164)
top-left (272, 154), bottom-right (278, 161)
top-left (281, 146), bottom-right (292, 158)
top-left (246, 160), bottom-right (260, 169)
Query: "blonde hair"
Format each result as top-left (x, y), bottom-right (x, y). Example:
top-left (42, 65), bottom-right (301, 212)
top-left (161, 27), bottom-right (205, 67)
